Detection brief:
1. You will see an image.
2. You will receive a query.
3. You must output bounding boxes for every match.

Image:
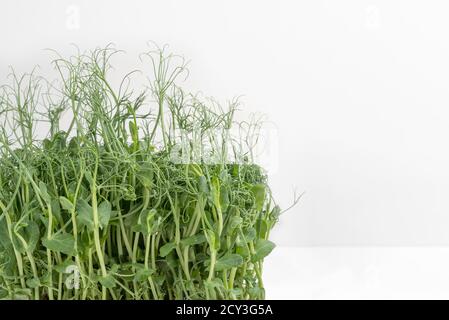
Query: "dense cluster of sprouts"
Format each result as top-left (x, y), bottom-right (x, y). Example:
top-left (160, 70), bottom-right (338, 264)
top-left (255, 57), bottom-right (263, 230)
top-left (0, 46), bottom-right (281, 300)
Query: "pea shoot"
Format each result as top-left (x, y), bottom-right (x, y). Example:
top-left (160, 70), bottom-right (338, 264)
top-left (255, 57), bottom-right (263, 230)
top-left (0, 45), bottom-right (285, 300)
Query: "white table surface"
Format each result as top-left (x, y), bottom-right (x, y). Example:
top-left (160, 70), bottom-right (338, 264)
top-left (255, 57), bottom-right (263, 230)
top-left (264, 246), bottom-right (449, 300)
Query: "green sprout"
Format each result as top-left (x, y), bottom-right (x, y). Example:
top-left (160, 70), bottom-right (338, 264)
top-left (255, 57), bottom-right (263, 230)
top-left (0, 45), bottom-right (286, 300)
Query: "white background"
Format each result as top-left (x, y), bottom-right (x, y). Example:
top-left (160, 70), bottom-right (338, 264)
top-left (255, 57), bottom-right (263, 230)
top-left (2, 0), bottom-right (449, 299)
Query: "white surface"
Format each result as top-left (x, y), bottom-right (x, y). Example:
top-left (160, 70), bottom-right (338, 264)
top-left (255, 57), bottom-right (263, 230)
top-left (1, 1), bottom-right (449, 246)
top-left (264, 246), bottom-right (449, 299)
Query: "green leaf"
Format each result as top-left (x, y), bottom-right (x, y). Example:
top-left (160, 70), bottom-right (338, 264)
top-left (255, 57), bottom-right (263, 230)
top-left (76, 199), bottom-right (93, 230)
top-left (137, 165), bottom-right (154, 188)
top-left (78, 230), bottom-right (93, 252)
top-left (131, 223), bottom-right (145, 234)
top-left (152, 274), bottom-right (165, 286)
top-left (251, 184), bottom-right (266, 212)
top-left (220, 187), bottom-right (230, 211)
top-left (244, 227), bottom-right (256, 242)
top-left (204, 278), bottom-right (224, 290)
top-left (0, 219), bottom-right (12, 250)
top-left (181, 233), bottom-right (206, 246)
top-left (24, 221), bottom-right (39, 253)
top-left (252, 239), bottom-right (275, 262)
top-left (110, 264), bottom-right (120, 274)
top-left (84, 171), bottom-right (93, 185)
top-left (131, 222), bottom-right (144, 234)
top-left (215, 253), bottom-right (243, 271)
top-left (198, 175), bottom-right (209, 194)
top-left (42, 233), bottom-right (75, 256)
top-left (248, 286), bottom-right (265, 299)
top-left (51, 198), bottom-right (62, 222)
top-left (226, 215), bottom-right (243, 235)
top-left (258, 220), bottom-right (269, 239)
top-left (98, 275), bottom-right (116, 288)
top-left (236, 245), bottom-right (250, 258)
top-left (135, 268), bottom-right (154, 282)
top-left (163, 251), bottom-right (177, 269)
top-left (271, 205), bottom-right (281, 218)
top-left (0, 288), bottom-right (8, 299)
top-left (38, 181), bottom-right (51, 203)
top-left (231, 164), bottom-right (240, 176)
top-left (26, 277), bottom-right (40, 289)
top-left (229, 288), bottom-right (243, 297)
top-left (159, 242), bottom-right (176, 257)
top-left (59, 196), bottom-right (74, 212)
top-left (1, 245), bottom-right (17, 276)
top-left (204, 229), bottom-right (219, 250)
top-left (43, 138), bottom-right (52, 150)
top-left (210, 177), bottom-right (220, 206)
top-left (68, 137), bottom-right (81, 155)
top-left (132, 209), bottom-right (156, 235)
top-left (98, 199), bottom-right (111, 229)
